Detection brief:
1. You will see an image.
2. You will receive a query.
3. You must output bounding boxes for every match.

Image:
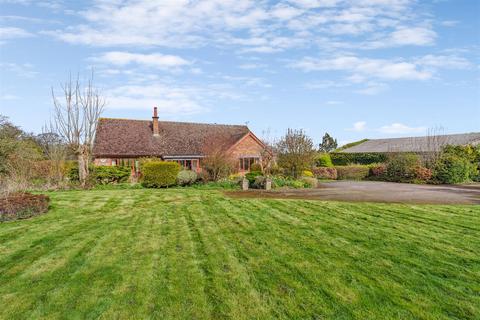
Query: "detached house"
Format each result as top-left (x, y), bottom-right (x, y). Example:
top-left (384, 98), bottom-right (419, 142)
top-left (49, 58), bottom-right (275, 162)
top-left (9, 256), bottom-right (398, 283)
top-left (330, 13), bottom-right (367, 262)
top-left (93, 107), bottom-right (265, 173)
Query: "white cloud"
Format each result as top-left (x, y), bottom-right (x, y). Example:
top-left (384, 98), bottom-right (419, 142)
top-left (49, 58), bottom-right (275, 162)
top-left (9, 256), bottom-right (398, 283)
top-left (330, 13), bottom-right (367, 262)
top-left (355, 82), bottom-right (388, 95)
top-left (105, 84), bottom-right (207, 115)
top-left (415, 55), bottom-right (470, 69)
top-left (0, 94), bottom-right (18, 100)
top-left (45, 0), bottom-right (433, 52)
top-left (292, 56), bottom-right (431, 80)
top-left (378, 123), bottom-right (426, 134)
top-left (92, 51), bottom-right (191, 70)
top-left (0, 27), bottom-right (32, 42)
top-left (0, 62), bottom-right (37, 78)
top-left (348, 121), bottom-right (367, 132)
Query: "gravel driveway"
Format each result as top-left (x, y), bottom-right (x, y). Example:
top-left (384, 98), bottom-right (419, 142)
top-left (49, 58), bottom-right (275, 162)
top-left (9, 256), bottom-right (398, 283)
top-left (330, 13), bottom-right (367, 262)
top-left (226, 181), bottom-right (480, 205)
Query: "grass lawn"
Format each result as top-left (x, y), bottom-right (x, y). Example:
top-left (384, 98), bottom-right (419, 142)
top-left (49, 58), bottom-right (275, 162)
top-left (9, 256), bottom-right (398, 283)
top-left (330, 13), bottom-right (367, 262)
top-left (0, 189), bottom-right (479, 319)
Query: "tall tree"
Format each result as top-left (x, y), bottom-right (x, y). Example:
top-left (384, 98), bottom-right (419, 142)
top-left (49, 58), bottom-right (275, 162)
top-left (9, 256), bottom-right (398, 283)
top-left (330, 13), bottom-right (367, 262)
top-left (318, 132), bottom-right (338, 153)
top-left (276, 128), bottom-right (315, 178)
top-left (51, 72), bottom-right (105, 186)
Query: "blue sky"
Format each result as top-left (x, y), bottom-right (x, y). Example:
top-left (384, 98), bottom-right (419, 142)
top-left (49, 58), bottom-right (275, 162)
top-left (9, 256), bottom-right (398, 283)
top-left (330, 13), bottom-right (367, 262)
top-left (0, 0), bottom-right (479, 146)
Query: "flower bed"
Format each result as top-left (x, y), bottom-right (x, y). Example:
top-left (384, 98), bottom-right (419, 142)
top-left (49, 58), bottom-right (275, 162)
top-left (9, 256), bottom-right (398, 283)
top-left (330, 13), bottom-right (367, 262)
top-left (0, 193), bottom-right (50, 222)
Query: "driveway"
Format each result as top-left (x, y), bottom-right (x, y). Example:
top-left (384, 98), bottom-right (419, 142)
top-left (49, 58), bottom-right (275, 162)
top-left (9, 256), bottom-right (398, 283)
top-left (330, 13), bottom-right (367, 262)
top-left (226, 181), bottom-right (480, 205)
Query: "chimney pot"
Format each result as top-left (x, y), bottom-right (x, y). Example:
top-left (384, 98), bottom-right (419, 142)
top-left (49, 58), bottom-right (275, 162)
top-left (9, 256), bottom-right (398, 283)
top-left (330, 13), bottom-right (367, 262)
top-left (152, 107), bottom-right (159, 136)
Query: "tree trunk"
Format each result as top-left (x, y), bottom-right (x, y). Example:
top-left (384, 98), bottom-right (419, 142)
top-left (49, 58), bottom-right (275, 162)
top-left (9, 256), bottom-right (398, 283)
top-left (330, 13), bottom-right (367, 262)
top-left (77, 145), bottom-right (90, 187)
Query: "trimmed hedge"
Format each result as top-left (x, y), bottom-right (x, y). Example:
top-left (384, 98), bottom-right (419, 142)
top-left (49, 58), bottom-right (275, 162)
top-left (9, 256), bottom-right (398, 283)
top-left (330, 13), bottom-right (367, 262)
top-left (335, 165), bottom-right (370, 180)
top-left (1, 193), bottom-right (50, 222)
top-left (330, 152), bottom-right (387, 166)
top-left (141, 161), bottom-right (180, 188)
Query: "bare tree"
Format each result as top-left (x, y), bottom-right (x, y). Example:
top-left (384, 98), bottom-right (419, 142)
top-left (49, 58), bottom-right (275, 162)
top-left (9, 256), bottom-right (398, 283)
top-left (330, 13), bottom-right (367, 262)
top-left (260, 128), bottom-right (276, 176)
top-left (51, 71), bottom-right (105, 186)
top-left (276, 128), bottom-right (315, 178)
top-left (201, 134), bottom-right (236, 181)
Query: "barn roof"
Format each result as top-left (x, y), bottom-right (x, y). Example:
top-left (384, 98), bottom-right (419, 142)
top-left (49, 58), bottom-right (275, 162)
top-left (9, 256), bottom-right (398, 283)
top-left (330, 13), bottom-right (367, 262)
top-left (92, 118), bottom-right (251, 158)
top-left (340, 132), bottom-right (480, 153)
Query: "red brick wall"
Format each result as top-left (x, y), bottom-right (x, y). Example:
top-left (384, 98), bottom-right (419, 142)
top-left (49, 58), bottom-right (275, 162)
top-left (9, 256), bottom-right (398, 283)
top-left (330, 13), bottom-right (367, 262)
top-left (230, 134), bottom-right (263, 158)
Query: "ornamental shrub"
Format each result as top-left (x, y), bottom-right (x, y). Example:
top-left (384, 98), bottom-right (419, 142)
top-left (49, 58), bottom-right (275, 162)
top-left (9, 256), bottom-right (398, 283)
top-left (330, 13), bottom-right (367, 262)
top-left (330, 153), bottom-right (387, 166)
top-left (245, 171), bottom-right (262, 185)
top-left (414, 166), bottom-right (433, 181)
top-left (93, 166), bottom-right (131, 185)
top-left (385, 153), bottom-right (420, 182)
top-left (315, 153), bottom-right (333, 167)
top-left (302, 170), bottom-right (314, 177)
top-left (433, 154), bottom-right (472, 184)
top-left (335, 165), bottom-right (370, 180)
top-left (177, 170), bottom-right (198, 186)
top-left (369, 164), bottom-right (386, 177)
top-left (141, 161), bottom-right (180, 188)
top-left (312, 167), bottom-right (337, 180)
top-left (252, 175), bottom-right (266, 189)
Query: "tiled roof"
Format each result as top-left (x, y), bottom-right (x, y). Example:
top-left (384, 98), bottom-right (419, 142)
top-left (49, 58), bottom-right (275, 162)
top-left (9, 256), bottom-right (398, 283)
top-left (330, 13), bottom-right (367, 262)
top-left (340, 132), bottom-right (480, 153)
top-left (93, 118), bottom-right (250, 157)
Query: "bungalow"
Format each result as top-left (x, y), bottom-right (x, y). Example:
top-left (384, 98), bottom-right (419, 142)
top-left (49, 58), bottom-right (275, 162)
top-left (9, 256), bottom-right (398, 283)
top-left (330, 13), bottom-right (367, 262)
top-left (92, 107), bottom-right (265, 173)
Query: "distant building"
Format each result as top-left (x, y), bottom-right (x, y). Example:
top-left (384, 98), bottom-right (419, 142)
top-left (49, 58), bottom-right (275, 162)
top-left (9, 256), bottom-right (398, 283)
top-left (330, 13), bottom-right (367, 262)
top-left (93, 107), bottom-right (265, 173)
top-left (340, 132), bottom-right (480, 153)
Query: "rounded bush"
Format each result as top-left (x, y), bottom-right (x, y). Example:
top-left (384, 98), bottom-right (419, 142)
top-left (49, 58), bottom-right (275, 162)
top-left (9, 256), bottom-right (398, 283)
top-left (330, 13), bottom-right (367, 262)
top-left (434, 154), bottom-right (472, 184)
top-left (245, 171), bottom-right (262, 185)
top-left (177, 170), bottom-right (198, 186)
top-left (385, 153), bottom-right (420, 182)
top-left (141, 161), bottom-right (180, 188)
top-left (93, 166), bottom-right (131, 185)
top-left (302, 170), bottom-right (314, 177)
top-left (301, 177), bottom-right (318, 188)
top-left (315, 153), bottom-right (333, 167)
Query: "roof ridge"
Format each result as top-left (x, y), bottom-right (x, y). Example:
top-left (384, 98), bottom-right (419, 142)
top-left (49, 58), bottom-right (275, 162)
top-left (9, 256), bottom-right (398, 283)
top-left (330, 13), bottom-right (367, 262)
top-left (99, 117), bottom-right (249, 128)
top-left (366, 132), bottom-right (480, 141)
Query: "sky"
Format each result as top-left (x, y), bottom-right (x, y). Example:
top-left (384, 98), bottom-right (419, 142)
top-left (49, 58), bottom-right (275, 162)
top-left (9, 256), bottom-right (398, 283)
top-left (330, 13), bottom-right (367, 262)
top-left (0, 0), bottom-right (479, 147)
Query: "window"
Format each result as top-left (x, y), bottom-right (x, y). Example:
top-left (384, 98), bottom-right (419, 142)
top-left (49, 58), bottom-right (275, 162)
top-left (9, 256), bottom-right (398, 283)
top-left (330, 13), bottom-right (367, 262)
top-left (239, 157), bottom-right (259, 171)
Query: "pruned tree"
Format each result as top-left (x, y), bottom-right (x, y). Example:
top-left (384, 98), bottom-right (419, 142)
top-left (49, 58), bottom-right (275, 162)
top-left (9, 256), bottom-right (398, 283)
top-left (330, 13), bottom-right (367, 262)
top-left (318, 132), bottom-right (338, 153)
top-left (276, 128), bottom-right (315, 178)
top-left (201, 134), bottom-right (236, 181)
top-left (51, 71), bottom-right (105, 186)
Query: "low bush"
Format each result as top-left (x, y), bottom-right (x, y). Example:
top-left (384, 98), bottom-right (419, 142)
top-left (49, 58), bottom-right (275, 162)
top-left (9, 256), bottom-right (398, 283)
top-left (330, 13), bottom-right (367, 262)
top-left (335, 165), bottom-right (370, 180)
top-left (301, 177), bottom-right (318, 188)
top-left (369, 164), bottom-right (386, 177)
top-left (385, 153), bottom-right (420, 182)
top-left (272, 176), bottom-right (308, 189)
top-left (177, 170), bottom-right (198, 186)
top-left (245, 171), bottom-right (262, 185)
top-left (0, 193), bottom-right (50, 222)
top-left (433, 154), bottom-right (473, 184)
top-left (141, 161), bottom-right (180, 188)
top-left (331, 152), bottom-right (387, 166)
top-left (93, 166), bottom-right (131, 185)
top-left (315, 153), bottom-right (333, 167)
top-left (414, 166), bottom-right (433, 181)
top-left (302, 170), bottom-right (314, 177)
top-left (312, 167), bottom-right (337, 180)
top-left (252, 176), bottom-right (266, 189)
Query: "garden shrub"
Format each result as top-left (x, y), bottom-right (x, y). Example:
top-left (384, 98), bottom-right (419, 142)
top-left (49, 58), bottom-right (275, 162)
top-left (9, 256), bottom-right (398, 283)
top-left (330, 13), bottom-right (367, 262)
top-left (385, 153), bottom-right (420, 182)
top-left (301, 177), bottom-right (318, 188)
top-left (369, 164), bottom-right (386, 178)
top-left (315, 153), bottom-right (333, 167)
top-left (433, 154), bottom-right (473, 184)
top-left (272, 176), bottom-right (306, 189)
top-left (0, 193), bottom-right (50, 222)
top-left (330, 152), bottom-right (387, 166)
top-left (335, 165), bottom-right (370, 180)
top-left (250, 163), bottom-right (262, 172)
top-left (141, 161), bottom-right (180, 188)
top-left (302, 170), bottom-right (314, 177)
top-left (414, 166), bottom-right (433, 181)
top-left (245, 171), bottom-right (262, 185)
top-left (177, 170), bottom-right (198, 186)
top-left (93, 166), bottom-right (131, 185)
top-left (312, 167), bottom-right (337, 180)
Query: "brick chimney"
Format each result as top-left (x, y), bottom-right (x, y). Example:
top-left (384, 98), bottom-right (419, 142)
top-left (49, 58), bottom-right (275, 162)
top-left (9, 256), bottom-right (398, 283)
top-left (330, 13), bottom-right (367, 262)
top-left (152, 107), bottom-right (159, 136)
